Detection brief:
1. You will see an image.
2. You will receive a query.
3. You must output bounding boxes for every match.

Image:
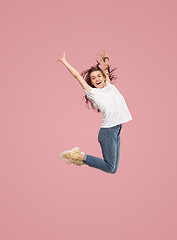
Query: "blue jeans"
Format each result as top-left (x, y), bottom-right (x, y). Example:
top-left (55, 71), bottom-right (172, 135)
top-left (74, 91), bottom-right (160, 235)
top-left (83, 124), bottom-right (123, 174)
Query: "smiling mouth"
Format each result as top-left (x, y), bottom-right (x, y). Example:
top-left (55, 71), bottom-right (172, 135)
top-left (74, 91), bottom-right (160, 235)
top-left (96, 82), bottom-right (101, 85)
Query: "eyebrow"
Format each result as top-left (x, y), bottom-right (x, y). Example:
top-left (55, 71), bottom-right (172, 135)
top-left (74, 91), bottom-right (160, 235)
top-left (91, 74), bottom-right (101, 78)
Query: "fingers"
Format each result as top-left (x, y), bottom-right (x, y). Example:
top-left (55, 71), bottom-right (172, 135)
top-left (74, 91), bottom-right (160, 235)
top-left (96, 53), bottom-right (103, 57)
top-left (56, 51), bottom-right (66, 62)
top-left (96, 52), bottom-right (103, 61)
top-left (96, 50), bottom-right (107, 58)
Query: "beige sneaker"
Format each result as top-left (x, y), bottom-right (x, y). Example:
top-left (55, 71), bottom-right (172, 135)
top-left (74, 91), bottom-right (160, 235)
top-left (66, 159), bottom-right (83, 166)
top-left (59, 147), bottom-right (84, 166)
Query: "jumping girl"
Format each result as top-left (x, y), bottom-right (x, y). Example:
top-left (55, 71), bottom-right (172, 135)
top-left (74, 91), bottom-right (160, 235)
top-left (56, 50), bottom-right (132, 174)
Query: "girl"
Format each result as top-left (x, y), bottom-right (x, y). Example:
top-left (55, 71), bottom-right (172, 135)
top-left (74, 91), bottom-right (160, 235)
top-left (56, 51), bottom-right (132, 174)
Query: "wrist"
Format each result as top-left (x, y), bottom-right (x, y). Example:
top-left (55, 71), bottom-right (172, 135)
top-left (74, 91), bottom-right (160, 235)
top-left (103, 57), bottom-right (109, 62)
top-left (61, 59), bottom-right (67, 64)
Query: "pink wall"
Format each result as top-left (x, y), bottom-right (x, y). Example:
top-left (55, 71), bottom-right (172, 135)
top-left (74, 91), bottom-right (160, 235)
top-left (1, 0), bottom-right (177, 239)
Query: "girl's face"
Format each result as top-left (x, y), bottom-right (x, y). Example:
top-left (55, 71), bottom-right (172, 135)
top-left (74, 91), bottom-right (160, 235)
top-left (90, 71), bottom-right (106, 88)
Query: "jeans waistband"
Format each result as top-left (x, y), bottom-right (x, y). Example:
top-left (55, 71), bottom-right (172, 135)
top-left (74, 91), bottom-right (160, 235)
top-left (108, 124), bottom-right (122, 129)
top-left (100, 124), bottom-right (123, 130)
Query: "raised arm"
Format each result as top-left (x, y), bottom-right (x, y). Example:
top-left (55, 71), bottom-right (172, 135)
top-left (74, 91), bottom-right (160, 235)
top-left (96, 50), bottom-right (111, 83)
top-left (56, 51), bottom-right (91, 91)
top-left (103, 58), bottom-right (111, 83)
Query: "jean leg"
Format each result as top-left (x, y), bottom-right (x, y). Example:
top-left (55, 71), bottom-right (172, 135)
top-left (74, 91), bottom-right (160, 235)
top-left (112, 124), bottom-right (122, 173)
top-left (83, 128), bottom-right (118, 174)
top-left (83, 154), bottom-right (114, 173)
top-left (112, 135), bottom-right (121, 174)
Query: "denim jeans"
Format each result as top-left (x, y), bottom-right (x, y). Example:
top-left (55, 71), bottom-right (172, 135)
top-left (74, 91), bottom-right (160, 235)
top-left (83, 124), bottom-right (123, 174)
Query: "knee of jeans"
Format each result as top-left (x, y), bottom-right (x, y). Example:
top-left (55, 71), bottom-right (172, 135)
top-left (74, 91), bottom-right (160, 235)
top-left (108, 166), bottom-right (117, 174)
top-left (111, 169), bottom-right (117, 174)
top-left (111, 166), bottom-right (119, 174)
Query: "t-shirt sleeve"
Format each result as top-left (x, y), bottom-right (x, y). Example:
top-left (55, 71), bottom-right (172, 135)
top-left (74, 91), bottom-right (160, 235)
top-left (83, 88), bottom-right (95, 101)
top-left (106, 80), bottom-right (111, 85)
top-left (83, 88), bottom-right (99, 108)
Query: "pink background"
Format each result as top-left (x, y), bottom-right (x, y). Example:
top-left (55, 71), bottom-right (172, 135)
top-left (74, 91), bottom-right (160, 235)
top-left (1, 0), bottom-right (177, 239)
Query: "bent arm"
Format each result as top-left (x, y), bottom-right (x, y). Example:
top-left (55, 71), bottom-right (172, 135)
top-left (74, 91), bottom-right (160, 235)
top-left (61, 59), bottom-right (91, 91)
top-left (103, 58), bottom-right (111, 83)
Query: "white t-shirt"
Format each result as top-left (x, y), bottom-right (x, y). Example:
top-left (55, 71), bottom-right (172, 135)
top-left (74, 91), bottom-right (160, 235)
top-left (83, 81), bottom-right (133, 128)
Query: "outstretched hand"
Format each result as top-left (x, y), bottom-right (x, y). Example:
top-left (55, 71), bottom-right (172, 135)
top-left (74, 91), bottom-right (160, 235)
top-left (96, 50), bottom-right (108, 61)
top-left (56, 51), bottom-right (66, 62)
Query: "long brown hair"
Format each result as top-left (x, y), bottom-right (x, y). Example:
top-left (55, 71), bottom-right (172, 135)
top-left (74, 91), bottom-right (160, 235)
top-left (80, 59), bottom-right (118, 113)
